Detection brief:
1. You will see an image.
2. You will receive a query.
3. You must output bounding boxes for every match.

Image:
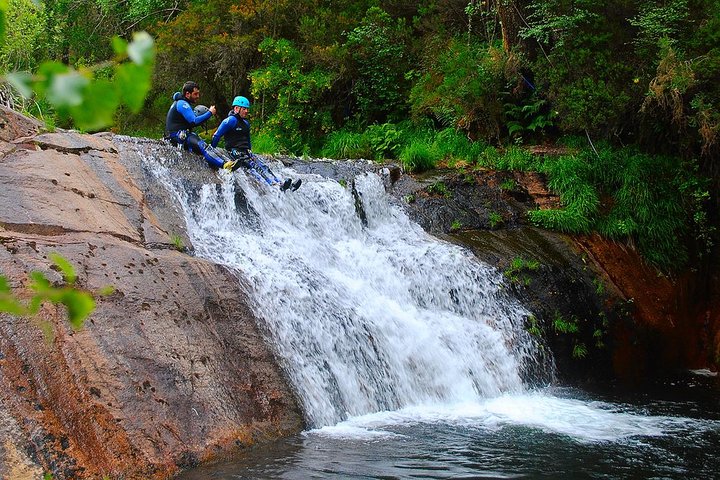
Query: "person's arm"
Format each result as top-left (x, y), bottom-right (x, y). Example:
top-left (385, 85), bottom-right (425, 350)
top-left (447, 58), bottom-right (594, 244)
top-left (246, 119), bottom-right (252, 151)
top-left (211, 116), bottom-right (237, 148)
top-left (177, 99), bottom-right (212, 126)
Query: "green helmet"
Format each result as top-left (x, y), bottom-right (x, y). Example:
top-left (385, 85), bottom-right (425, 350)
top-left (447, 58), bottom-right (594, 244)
top-left (232, 96), bottom-right (250, 108)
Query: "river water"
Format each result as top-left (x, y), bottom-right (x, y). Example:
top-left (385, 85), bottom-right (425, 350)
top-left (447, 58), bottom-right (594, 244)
top-left (140, 148), bottom-right (720, 479)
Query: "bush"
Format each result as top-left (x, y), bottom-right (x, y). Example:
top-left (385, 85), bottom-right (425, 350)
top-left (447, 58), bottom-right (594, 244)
top-left (409, 37), bottom-right (510, 142)
top-left (320, 130), bottom-right (371, 159)
top-left (399, 139), bottom-right (437, 172)
top-left (252, 130), bottom-right (283, 155)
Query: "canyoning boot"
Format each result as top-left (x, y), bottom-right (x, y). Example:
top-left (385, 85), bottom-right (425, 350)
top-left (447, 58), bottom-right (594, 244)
top-left (291, 179), bottom-right (302, 191)
top-left (223, 159), bottom-right (239, 171)
top-left (280, 179), bottom-right (293, 192)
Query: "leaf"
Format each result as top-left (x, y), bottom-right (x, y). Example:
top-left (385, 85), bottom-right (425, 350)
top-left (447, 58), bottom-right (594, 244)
top-left (69, 79), bottom-right (119, 131)
top-left (111, 36), bottom-right (128, 56)
top-left (0, 295), bottom-right (26, 315)
top-left (5, 71), bottom-right (32, 98)
top-left (0, 0), bottom-right (6, 45)
top-left (127, 31), bottom-right (155, 66)
top-left (47, 70), bottom-right (89, 109)
top-left (61, 290), bottom-right (95, 329)
top-left (49, 253), bottom-right (76, 285)
top-left (29, 271), bottom-right (51, 291)
top-left (114, 63), bottom-right (151, 113)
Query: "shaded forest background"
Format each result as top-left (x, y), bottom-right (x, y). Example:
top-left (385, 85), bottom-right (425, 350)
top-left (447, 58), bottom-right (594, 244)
top-left (1, 0), bottom-right (719, 272)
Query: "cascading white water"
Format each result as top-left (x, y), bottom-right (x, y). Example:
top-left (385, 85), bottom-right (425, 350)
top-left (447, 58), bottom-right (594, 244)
top-left (139, 147), bottom-right (548, 428)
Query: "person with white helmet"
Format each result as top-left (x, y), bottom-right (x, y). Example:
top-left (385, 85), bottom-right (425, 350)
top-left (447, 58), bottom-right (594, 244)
top-left (164, 81), bottom-right (237, 171)
top-left (212, 95), bottom-right (301, 191)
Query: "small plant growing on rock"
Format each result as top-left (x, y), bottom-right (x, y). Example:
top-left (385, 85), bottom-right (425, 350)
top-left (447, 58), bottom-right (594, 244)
top-left (500, 178), bottom-right (516, 191)
top-left (170, 233), bottom-right (185, 251)
top-left (572, 343), bottom-right (588, 359)
top-left (428, 181), bottom-right (451, 198)
top-left (504, 257), bottom-right (540, 286)
top-left (450, 219), bottom-right (462, 232)
top-left (404, 193), bottom-right (416, 203)
top-left (526, 314), bottom-right (542, 337)
top-left (593, 277), bottom-right (605, 295)
top-left (553, 311), bottom-right (579, 334)
top-left (489, 211), bottom-right (503, 229)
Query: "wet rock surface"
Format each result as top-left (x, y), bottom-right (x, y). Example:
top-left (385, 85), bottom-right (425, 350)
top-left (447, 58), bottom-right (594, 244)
top-left (0, 110), bottom-right (303, 479)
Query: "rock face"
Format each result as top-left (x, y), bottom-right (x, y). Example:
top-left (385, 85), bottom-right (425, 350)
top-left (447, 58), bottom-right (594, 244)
top-left (0, 107), bottom-right (303, 479)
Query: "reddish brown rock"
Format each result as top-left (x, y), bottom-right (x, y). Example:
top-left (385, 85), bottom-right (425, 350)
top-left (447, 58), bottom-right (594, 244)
top-left (0, 108), bottom-right (303, 479)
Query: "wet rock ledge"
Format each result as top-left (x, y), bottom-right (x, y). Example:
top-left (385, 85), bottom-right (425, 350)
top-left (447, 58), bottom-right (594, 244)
top-left (0, 107), bottom-right (303, 479)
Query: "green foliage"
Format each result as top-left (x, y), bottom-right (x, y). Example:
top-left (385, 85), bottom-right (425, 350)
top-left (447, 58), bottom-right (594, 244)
top-left (0, 254), bottom-right (111, 331)
top-left (505, 92), bottom-right (557, 141)
top-left (409, 37), bottom-right (509, 141)
top-left (593, 277), bottom-right (605, 295)
top-left (400, 139), bottom-right (437, 172)
top-left (500, 178), bottom-right (516, 191)
top-left (522, 0), bottom-right (635, 135)
top-left (495, 146), bottom-right (537, 171)
top-left (526, 314), bottom-right (542, 337)
top-left (345, 7), bottom-right (410, 123)
top-left (572, 343), bottom-right (588, 359)
top-left (0, 0), bottom-right (46, 72)
top-left (521, 0), bottom-right (601, 49)
top-left (321, 130), bottom-right (366, 159)
top-left (630, 0), bottom-right (689, 53)
top-left (251, 130), bottom-right (282, 155)
top-left (433, 128), bottom-right (486, 166)
top-left (450, 219), bottom-right (462, 232)
top-left (488, 211), bottom-right (503, 230)
top-left (5, 32), bottom-right (155, 131)
top-left (504, 257), bottom-right (540, 286)
top-left (527, 144), bottom-right (699, 270)
top-left (553, 312), bottom-right (579, 334)
top-left (250, 37), bottom-right (335, 154)
top-left (170, 233), bottom-right (185, 252)
top-left (427, 181), bottom-right (451, 198)
top-left (527, 154), bottom-right (598, 234)
top-left (366, 122), bottom-right (404, 160)
top-left (593, 327), bottom-right (605, 349)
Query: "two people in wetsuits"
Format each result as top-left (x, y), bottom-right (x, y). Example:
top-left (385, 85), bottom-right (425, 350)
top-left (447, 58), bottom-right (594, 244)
top-left (165, 81), bottom-right (300, 191)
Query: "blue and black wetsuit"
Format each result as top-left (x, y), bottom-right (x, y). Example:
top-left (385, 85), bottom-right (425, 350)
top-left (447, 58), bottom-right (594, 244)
top-left (165, 92), bottom-right (225, 169)
top-left (211, 111), bottom-right (251, 152)
top-left (211, 111), bottom-right (290, 186)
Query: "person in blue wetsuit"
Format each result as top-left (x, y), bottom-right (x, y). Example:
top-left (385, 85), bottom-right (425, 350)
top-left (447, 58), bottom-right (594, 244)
top-left (165, 81), bottom-right (236, 170)
top-left (211, 95), bottom-right (300, 191)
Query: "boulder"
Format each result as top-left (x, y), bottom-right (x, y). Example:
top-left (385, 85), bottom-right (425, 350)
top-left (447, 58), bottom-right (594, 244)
top-left (0, 110), bottom-right (303, 479)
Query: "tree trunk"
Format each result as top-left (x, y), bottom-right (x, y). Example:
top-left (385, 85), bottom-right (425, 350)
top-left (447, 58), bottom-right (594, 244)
top-left (494, 0), bottom-right (525, 53)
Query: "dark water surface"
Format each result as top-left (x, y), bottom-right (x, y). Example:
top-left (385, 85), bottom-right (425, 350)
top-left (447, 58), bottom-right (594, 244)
top-left (179, 374), bottom-right (720, 480)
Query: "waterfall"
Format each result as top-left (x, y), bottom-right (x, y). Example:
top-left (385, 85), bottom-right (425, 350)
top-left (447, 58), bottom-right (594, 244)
top-left (136, 144), bottom-right (550, 428)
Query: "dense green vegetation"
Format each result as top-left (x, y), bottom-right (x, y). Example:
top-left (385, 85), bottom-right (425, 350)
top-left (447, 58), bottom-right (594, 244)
top-left (1, 0), bottom-right (717, 271)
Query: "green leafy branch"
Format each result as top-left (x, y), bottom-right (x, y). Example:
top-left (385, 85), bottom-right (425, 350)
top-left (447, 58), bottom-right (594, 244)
top-left (3, 31), bottom-right (155, 131)
top-left (0, 253), bottom-right (112, 331)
